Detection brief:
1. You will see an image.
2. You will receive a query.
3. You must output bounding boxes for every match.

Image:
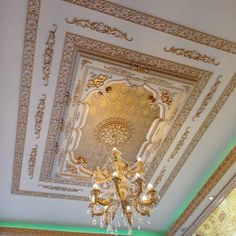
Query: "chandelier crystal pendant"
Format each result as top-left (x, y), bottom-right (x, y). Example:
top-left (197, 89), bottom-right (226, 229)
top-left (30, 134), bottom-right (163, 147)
top-left (88, 147), bottom-right (160, 234)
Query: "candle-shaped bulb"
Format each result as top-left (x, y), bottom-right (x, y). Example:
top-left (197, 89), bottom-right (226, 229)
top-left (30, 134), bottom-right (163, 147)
top-left (135, 173), bottom-right (141, 179)
top-left (137, 157), bottom-right (142, 162)
top-left (113, 171), bottom-right (118, 177)
top-left (147, 183), bottom-right (153, 190)
top-left (142, 195), bottom-right (148, 201)
top-left (91, 196), bottom-right (95, 203)
top-left (93, 183), bottom-right (99, 189)
top-left (126, 206), bottom-right (131, 211)
top-left (112, 147), bottom-right (118, 152)
top-left (104, 205), bottom-right (108, 210)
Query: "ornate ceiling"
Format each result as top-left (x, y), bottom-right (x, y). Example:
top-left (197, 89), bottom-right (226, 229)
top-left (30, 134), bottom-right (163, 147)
top-left (0, 0), bottom-right (236, 235)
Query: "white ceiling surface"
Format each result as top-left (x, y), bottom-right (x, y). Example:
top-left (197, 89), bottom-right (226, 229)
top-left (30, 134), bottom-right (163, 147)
top-left (109, 0), bottom-right (236, 42)
top-left (0, 0), bottom-right (236, 234)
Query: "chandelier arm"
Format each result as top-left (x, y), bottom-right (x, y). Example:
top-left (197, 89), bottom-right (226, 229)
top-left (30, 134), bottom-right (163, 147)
top-left (93, 189), bottom-right (113, 206)
top-left (140, 189), bottom-right (158, 206)
top-left (133, 200), bottom-right (150, 217)
top-left (91, 204), bottom-right (104, 217)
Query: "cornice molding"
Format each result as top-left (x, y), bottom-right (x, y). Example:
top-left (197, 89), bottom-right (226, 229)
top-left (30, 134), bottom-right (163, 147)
top-left (183, 175), bottom-right (236, 236)
top-left (64, 0), bottom-right (236, 55)
top-left (167, 145), bottom-right (236, 236)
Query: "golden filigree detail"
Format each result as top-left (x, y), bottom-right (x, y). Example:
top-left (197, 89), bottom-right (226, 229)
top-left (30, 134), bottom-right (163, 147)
top-left (167, 145), bottom-right (236, 236)
top-left (65, 161), bottom-right (78, 174)
top-left (34, 94), bottom-right (46, 138)
top-left (64, 0), bottom-right (236, 55)
top-left (87, 72), bottom-right (111, 90)
top-left (154, 166), bottom-right (167, 186)
top-left (65, 18), bottom-right (133, 41)
top-left (104, 66), bottom-right (135, 76)
top-left (164, 47), bottom-right (220, 65)
top-left (28, 145), bottom-right (38, 179)
top-left (160, 89), bottom-right (176, 107)
top-left (192, 76), bottom-right (222, 121)
top-left (81, 59), bottom-right (92, 69)
top-left (95, 117), bottom-right (132, 146)
top-left (43, 24), bottom-right (57, 86)
top-left (168, 127), bottom-right (190, 162)
top-left (38, 184), bottom-right (83, 192)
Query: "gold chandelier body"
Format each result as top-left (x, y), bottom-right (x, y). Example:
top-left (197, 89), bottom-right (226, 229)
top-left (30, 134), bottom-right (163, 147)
top-left (89, 148), bottom-right (159, 227)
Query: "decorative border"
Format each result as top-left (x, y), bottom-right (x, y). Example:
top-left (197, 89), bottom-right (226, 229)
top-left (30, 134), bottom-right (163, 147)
top-left (39, 32), bottom-right (212, 185)
top-left (64, 0), bottom-right (236, 55)
top-left (11, 0), bottom-right (41, 193)
top-left (159, 73), bottom-right (236, 199)
top-left (166, 145), bottom-right (236, 236)
top-left (183, 175), bottom-right (236, 236)
top-left (28, 145), bottom-right (38, 179)
top-left (0, 228), bottom-right (106, 236)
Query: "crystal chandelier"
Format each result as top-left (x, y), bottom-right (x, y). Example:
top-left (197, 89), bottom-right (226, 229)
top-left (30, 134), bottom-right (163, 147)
top-left (88, 147), bottom-right (159, 234)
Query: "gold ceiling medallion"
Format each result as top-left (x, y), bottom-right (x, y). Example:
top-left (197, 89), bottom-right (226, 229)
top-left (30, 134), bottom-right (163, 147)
top-left (192, 76), bottom-right (222, 121)
top-left (28, 145), bottom-right (38, 179)
top-left (94, 117), bottom-right (132, 146)
top-left (34, 94), bottom-right (46, 139)
top-left (164, 47), bottom-right (220, 65)
top-left (160, 89), bottom-right (176, 107)
top-left (154, 166), bottom-right (167, 186)
top-left (87, 73), bottom-right (111, 90)
top-left (43, 24), bottom-right (57, 86)
top-left (64, 0), bottom-right (236, 55)
top-left (167, 145), bottom-right (236, 236)
top-left (38, 184), bottom-right (83, 192)
top-left (65, 18), bottom-right (133, 42)
top-left (168, 127), bottom-right (190, 162)
top-left (89, 148), bottom-right (159, 234)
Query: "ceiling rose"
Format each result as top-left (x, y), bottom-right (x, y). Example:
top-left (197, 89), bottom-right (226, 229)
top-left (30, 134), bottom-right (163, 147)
top-left (94, 117), bottom-right (132, 146)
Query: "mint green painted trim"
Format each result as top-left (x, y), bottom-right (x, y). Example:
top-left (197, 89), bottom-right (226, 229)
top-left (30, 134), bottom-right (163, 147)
top-left (165, 139), bottom-right (236, 233)
top-left (0, 221), bottom-right (163, 236)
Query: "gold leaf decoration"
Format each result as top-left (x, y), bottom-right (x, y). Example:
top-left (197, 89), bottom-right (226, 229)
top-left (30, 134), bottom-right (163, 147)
top-left (192, 76), bottom-right (222, 121)
top-left (43, 24), bottom-right (57, 86)
top-left (154, 166), bottom-right (167, 186)
top-left (38, 184), bottom-right (83, 192)
top-left (168, 127), bottom-right (190, 162)
top-left (28, 145), bottom-right (38, 179)
top-left (65, 18), bottom-right (133, 41)
top-left (86, 72), bottom-right (111, 90)
top-left (164, 47), bottom-right (220, 65)
top-left (34, 94), bottom-right (46, 139)
top-left (160, 89), bottom-right (176, 107)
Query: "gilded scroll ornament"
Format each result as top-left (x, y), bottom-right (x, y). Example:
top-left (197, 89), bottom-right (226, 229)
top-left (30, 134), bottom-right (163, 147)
top-left (65, 18), bottom-right (133, 41)
top-left (72, 82), bottom-right (80, 106)
top-left (34, 94), bottom-right (46, 138)
top-left (164, 47), bottom-right (220, 65)
top-left (28, 145), bottom-right (38, 179)
top-left (192, 76), bottom-right (222, 121)
top-left (87, 72), bottom-right (111, 90)
top-left (143, 76), bottom-right (173, 86)
top-left (160, 89), bottom-right (176, 107)
top-left (154, 166), bottom-right (167, 186)
top-left (168, 127), bottom-right (190, 162)
top-left (43, 24), bottom-right (57, 86)
top-left (39, 184), bottom-right (82, 192)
